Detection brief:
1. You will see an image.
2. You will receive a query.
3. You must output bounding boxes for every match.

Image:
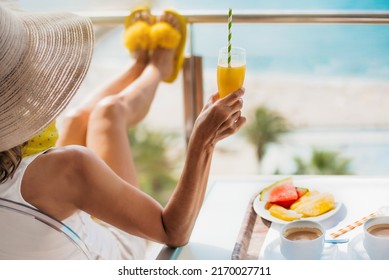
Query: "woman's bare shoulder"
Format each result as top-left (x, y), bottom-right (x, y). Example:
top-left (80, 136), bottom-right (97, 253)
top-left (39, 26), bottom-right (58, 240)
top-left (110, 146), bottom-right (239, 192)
top-left (21, 145), bottom-right (94, 219)
top-left (42, 145), bottom-right (91, 159)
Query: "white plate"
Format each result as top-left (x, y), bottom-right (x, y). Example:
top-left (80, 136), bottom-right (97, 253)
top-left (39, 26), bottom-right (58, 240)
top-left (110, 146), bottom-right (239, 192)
top-left (347, 233), bottom-right (370, 260)
top-left (262, 238), bottom-right (338, 260)
top-left (253, 194), bottom-right (342, 224)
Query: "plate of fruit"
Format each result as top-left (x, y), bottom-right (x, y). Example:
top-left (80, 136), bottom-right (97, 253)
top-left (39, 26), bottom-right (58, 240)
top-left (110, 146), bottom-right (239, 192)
top-left (253, 177), bottom-right (342, 224)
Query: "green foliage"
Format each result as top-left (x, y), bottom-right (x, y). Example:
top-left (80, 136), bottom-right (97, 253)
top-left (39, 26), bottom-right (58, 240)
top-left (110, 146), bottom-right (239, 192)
top-left (294, 148), bottom-right (352, 175)
top-left (242, 105), bottom-right (291, 161)
top-left (128, 126), bottom-right (180, 205)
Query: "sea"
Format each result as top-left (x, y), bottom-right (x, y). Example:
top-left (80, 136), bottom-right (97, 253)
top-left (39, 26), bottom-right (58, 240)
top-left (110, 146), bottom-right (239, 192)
top-left (18, 0), bottom-right (389, 176)
top-left (20, 0), bottom-right (389, 80)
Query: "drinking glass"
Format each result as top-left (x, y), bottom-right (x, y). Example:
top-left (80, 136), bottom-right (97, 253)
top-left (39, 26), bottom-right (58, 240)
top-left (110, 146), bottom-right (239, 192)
top-left (217, 47), bottom-right (246, 98)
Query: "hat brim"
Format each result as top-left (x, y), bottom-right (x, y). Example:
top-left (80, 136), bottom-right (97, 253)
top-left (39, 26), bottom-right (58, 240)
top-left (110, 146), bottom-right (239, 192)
top-left (0, 10), bottom-right (94, 152)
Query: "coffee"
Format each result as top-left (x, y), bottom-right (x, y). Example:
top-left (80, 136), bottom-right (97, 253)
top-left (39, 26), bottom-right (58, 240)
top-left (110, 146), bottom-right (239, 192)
top-left (284, 227), bottom-right (322, 241)
top-left (363, 217), bottom-right (389, 259)
top-left (280, 221), bottom-right (325, 259)
top-left (367, 224), bottom-right (389, 238)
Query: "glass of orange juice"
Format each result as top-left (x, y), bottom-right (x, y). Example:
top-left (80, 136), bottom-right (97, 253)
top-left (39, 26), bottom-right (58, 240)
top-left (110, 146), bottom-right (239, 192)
top-left (217, 46), bottom-right (246, 98)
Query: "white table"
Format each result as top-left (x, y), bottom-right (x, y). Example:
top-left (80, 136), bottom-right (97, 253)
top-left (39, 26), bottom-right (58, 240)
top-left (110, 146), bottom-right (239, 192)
top-left (156, 175), bottom-right (389, 260)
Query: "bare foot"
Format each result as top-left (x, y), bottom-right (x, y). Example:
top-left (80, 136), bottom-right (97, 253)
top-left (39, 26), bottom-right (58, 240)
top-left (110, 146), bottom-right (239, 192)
top-left (130, 9), bottom-right (153, 25)
top-left (150, 12), bottom-right (181, 80)
top-left (129, 10), bottom-right (153, 65)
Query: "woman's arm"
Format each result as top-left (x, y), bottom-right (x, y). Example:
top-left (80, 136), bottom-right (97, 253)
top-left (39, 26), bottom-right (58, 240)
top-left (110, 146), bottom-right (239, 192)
top-left (22, 89), bottom-right (245, 247)
top-left (161, 89), bottom-right (246, 246)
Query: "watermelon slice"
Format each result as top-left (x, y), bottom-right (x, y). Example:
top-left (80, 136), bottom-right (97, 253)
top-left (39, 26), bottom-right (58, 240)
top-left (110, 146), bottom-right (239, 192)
top-left (259, 177), bottom-right (294, 202)
top-left (276, 187), bottom-right (309, 208)
top-left (259, 178), bottom-right (308, 209)
top-left (272, 198), bottom-right (298, 209)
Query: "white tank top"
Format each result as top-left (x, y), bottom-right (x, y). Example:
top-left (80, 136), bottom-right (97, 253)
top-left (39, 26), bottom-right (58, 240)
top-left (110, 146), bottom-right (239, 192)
top-left (0, 151), bottom-right (146, 259)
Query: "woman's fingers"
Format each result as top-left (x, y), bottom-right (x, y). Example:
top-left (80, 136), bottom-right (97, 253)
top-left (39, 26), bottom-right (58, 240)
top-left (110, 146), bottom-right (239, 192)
top-left (213, 96), bottom-right (246, 141)
top-left (218, 111), bottom-right (241, 131)
top-left (229, 96), bottom-right (244, 114)
top-left (212, 88), bottom-right (244, 121)
top-left (220, 88), bottom-right (245, 106)
top-left (216, 115), bottom-right (246, 141)
top-left (191, 87), bottom-right (246, 146)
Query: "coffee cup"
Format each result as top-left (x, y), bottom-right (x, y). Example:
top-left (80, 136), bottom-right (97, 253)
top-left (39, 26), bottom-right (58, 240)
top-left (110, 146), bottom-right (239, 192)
top-left (280, 220), bottom-right (325, 260)
top-left (363, 216), bottom-right (389, 259)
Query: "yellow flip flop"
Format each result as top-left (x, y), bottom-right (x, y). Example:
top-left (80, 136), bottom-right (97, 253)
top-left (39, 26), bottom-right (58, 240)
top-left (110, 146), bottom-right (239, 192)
top-left (150, 9), bottom-right (187, 83)
top-left (123, 7), bottom-right (155, 53)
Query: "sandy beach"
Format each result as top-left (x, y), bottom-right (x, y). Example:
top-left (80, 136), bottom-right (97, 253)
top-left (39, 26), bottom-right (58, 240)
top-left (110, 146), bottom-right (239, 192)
top-left (204, 71), bottom-right (389, 175)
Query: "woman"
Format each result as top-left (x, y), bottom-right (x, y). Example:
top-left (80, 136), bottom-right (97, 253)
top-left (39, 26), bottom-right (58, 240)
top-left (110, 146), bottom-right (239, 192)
top-left (0, 3), bottom-right (246, 259)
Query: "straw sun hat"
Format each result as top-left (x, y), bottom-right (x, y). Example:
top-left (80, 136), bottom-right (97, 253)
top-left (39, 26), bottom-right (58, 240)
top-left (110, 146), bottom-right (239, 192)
top-left (0, 3), bottom-right (94, 152)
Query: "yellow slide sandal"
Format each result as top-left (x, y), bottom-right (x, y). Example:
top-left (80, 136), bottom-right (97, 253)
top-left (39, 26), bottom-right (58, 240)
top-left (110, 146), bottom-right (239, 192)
top-left (150, 10), bottom-right (187, 83)
top-left (123, 7), bottom-right (155, 53)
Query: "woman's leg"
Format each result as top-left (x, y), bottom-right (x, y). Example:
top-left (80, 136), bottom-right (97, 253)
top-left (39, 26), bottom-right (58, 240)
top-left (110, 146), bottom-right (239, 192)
top-left (56, 11), bottom-right (152, 147)
top-left (85, 13), bottom-right (180, 186)
top-left (56, 58), bottom-right (148, 147)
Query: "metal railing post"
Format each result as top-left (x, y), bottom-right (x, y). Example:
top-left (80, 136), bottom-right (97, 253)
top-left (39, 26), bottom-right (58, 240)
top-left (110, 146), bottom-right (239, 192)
top-left (182, 23), bottom-right (204, 145)
top-left (182, 56), bottom-right (204, 144)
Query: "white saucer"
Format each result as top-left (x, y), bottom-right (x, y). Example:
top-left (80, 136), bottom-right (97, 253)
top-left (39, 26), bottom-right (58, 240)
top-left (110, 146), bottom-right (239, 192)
top-left (347, 233), bottom-right (370, 260)
top-left (263, 238), bottom-right (338, 260)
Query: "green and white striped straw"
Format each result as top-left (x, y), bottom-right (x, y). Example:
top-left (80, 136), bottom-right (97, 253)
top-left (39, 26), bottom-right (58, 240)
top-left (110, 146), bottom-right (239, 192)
top-left (228, 8), bottom-right (232, 67)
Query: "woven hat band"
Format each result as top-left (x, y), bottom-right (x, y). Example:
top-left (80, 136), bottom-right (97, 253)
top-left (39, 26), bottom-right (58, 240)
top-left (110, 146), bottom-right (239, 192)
top-left (0, 5), bottom-right (28, 82)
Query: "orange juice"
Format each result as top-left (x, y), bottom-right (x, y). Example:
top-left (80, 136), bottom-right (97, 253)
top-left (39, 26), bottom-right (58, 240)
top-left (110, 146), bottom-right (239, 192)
top-left (217, 63), bottom-right (246, 98)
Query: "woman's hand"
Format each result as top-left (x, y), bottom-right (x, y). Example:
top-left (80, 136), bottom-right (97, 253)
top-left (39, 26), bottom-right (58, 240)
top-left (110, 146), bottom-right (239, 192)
top-left (190, 88), bottom-right (246, 150)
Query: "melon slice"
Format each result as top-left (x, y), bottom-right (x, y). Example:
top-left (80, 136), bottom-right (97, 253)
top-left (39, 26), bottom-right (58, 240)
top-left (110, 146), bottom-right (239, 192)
top-left (259, 177), bottom-right (298, 208)
top-left (290, 190), bottom-right (318, 210)
top-left (294, 192), bottom-right (335, 217)
top-left (269, 204), bottom-right (302, 221)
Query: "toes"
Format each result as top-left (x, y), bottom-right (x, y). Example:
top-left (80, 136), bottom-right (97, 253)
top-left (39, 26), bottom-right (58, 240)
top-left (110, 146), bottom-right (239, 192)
top-left (130, 10), bottom-right (152, 25)
top-left (159, 12), bottom-right (181, 32)
top-left (141, 10), bottom-right (153, 24)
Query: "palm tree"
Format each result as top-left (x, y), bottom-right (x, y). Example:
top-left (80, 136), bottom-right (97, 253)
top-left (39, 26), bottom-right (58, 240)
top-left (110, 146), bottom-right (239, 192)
top-left (242, 105), bottom-right (291, 162)
top-left (128, 126), bottom-right (181, 205)
top-left (294, 148), bottom-right (352, 175)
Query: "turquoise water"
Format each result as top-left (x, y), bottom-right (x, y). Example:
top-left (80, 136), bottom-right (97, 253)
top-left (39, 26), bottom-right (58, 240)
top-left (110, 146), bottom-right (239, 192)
top-left (168, 0), bottom-right (389, 79)
top-left (176, 0), bottom-right (389, 79)
top-left (197, 24), bottom-right (389, 79)
top-left (20, 0), bottom-right (389, 79)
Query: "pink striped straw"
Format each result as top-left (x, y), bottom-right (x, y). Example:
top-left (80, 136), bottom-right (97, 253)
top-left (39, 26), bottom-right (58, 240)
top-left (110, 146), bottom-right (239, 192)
top-left (330, 212), bottom-right (377, 239)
